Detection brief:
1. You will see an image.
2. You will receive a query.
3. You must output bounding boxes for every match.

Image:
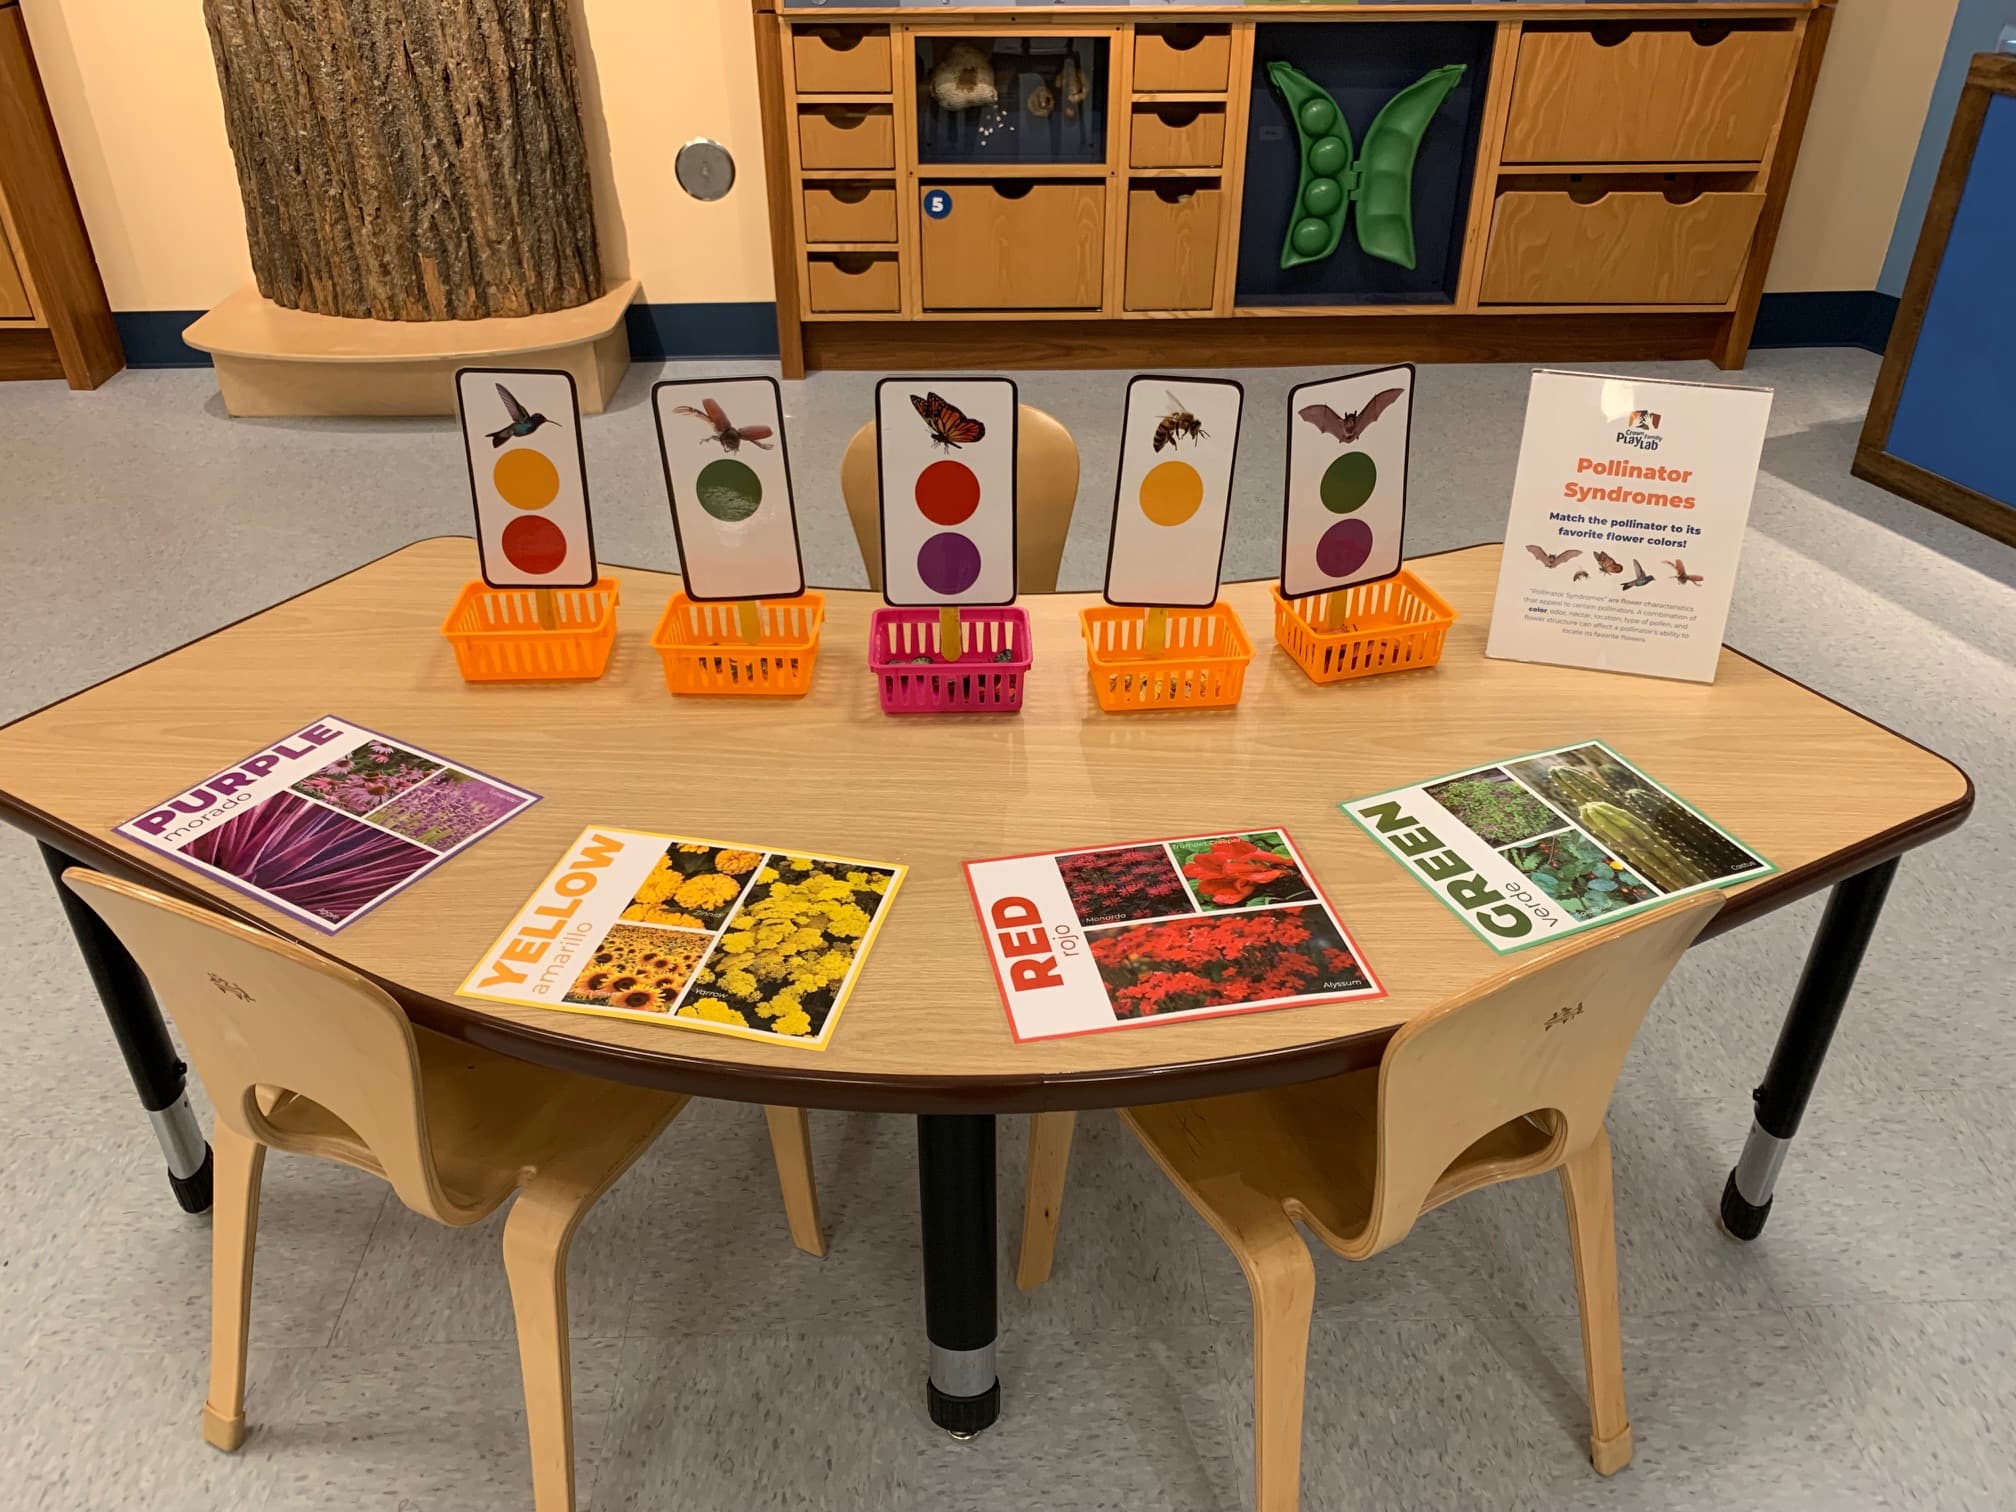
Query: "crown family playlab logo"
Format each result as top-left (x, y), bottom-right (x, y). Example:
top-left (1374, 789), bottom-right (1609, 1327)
top-left (1618, 409), bottom-right (1664, 452)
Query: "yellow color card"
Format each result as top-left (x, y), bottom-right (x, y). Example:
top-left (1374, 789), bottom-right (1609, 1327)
top-left (459, 827), bottom-right (905, 1050)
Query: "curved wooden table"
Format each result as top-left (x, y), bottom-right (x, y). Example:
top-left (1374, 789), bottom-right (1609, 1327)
top-left (0, 537), bottom-right (1971, 1434)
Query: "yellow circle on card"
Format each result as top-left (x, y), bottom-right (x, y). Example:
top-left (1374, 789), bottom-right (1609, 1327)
top-left (493, 447), bottom-right (560, 511)
top-left (1138, 459), bottom-right (1204, 528)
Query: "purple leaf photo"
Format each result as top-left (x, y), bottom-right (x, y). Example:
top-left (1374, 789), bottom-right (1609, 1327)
top-left (184, 791), bottom-right (437, 924)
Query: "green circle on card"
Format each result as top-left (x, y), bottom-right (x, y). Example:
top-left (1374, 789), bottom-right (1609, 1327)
top-left (696, 458), bottom-right (762, 522)
top-left (1319, 452), bottom-right (1376, 514)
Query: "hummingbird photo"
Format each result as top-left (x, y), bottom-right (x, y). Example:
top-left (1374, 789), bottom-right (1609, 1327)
top-left (488, 383), bottom-right (560, 447)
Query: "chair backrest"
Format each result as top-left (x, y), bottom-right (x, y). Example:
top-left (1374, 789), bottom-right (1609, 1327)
top-left (63, 869), bottom-right (471, 1223)
top-left (1357, 893), bottom-right (1721, 1257)
top-left (840, 402), bottom-right (1080, 593)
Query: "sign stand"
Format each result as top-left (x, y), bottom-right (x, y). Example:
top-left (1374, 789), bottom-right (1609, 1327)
top-left (443, 367), bottom-right (619, 683)
top-left (650, 376), bottom-right (824, 697)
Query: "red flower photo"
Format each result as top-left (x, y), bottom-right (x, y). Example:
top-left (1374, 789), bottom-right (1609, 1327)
top-left (1088, 904), bottom-right (1370, 1021)
top-left (1055, 844), bottom-right (1191, 926)
top-left (1170, 831), bottom-right (1315, 912)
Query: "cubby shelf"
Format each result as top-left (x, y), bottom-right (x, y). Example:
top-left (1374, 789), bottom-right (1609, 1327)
top-left (914, 163), bottom-right (1113, 179)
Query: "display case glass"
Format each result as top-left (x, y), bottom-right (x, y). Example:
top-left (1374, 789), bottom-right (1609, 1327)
top-left (915, 36), bottom-right (1109, 167)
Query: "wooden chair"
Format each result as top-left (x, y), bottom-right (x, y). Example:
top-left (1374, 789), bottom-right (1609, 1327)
top-left (840, 402), bottom-right (1081, 593)
top-left (63, 869), bottom-right (828, 1512)
top-left (1017, 895), bottom-right (1722, 1510)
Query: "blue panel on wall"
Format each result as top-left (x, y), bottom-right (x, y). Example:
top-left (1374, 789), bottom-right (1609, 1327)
top-left (1886, 92), bottom-right (2016, 512)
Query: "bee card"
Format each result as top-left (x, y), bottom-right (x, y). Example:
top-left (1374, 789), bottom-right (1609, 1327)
top-left (457, 368), bottom-right (597, 590)
top-left (875, 377), bottom-right (1019, 607)
top-left (1281, 363), bottom-right (1414, 599)
top-left (652, 376), bottom-right (806, 602)
top-left (1103, 375), bottom-right (1244, 609)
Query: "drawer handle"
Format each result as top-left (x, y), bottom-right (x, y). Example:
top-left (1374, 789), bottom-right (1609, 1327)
top-left (993, 182), bottom-right (1036, 201)
top-left (1591, 24), bottom-right (1632, 48)
top-left (1151, 26), bottom-right (1209, 54)
top-left (809, 28), bottom-right (869, 54)
top-left (830, 184), bottom-right (873, 205)
top-left (1152, 185), bottom-right (1197, 206)
top-left (1151, 106), bottom-right (1205, 128)
top-left (820, 109), bottom-right (868, 131)
top-left (829, 254), bottom-right (880, 276)
top-left (1690, 23), bottom-right (1735, 47)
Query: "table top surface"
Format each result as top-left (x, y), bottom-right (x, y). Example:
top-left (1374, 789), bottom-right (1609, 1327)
top-left (0, 538), bottom-right (1969, 1111)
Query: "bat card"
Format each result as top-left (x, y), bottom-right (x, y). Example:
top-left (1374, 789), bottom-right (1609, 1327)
top-left (457, 368), bottom-right (597, 591)
top-left (652, 376), bottom-right (806, 602)
top-left (1281, 363), bottom-right (1414, 599)
top-left (875, 377), bottom-right (1019, 607)
top-left (1103, 375), bottom-right (1244, 609)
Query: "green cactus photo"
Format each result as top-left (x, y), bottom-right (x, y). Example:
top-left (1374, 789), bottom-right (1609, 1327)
top-left (1499, 832), bottom-right (1659, 920)
top-left (1423, 768), bottom-right (1565, 847)
top-left (1505, 744), bottom-right (1763, 888)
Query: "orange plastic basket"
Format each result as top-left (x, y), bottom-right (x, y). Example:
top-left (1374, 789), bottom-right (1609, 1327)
top-left (1080, 603), bottom-right (1253, 712)
top-left (649, 592), bottom-right (825, 697)
top-left (440, 578), bottom-right (620, 682)
top-left (1270, 571), bottom-right (1456, 684)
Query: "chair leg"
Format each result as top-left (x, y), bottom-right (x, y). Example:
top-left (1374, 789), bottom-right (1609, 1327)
top-left (203, 1124), bottom-right (265, 1452)
top-left (1243, 1228), bottom-right (1317, 1512)
top-left (1016, 1111), bottom-right (1075, 1292)
top-left (1559, 1126), bottom-right (1632, 1475)
top-left (762, 1105), bottom-right (826, 1258)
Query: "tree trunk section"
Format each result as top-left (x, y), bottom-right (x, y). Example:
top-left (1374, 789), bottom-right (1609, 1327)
top-left (203, 0), bottom-right (605, 321)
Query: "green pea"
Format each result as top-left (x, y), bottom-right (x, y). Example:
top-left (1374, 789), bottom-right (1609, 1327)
top-left (1297, 97), bottom-right (1337, 136)
top-left (1291, 218), bottom-right (1331, 257)
top-left (1308, 136), bottom-right (1349, 177)
top-left (1302, 176), bottom-right (1343, 217)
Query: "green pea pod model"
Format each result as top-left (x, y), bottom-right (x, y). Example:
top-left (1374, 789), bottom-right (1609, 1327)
top-left (1266, 61), bottom-right (1468, 272)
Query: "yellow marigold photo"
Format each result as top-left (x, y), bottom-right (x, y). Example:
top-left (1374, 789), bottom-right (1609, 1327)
top-left (716, 849), bottom-right (762, 875)
top-left (678, 843), bottom-right (711, 854)
top-left (675, 872), bottom-right (742, 911)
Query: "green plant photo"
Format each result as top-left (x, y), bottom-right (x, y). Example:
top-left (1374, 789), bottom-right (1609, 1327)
top-left (1423, 768), bottom-right (1565, 847)
top-left (1498, 831), bottom-right (1659, 920)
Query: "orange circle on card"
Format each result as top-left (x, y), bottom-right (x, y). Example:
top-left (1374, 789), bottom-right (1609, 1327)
top-left (493, 447), bottom-right (560, 510)
top-left (1138, 459), bottom-right (1204, 527)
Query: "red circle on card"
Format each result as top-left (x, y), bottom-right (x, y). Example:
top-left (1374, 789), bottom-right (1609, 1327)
top-left (914, 459), bottom-right (980, 526)
top-left (501, 514), bottom-right (568, 575)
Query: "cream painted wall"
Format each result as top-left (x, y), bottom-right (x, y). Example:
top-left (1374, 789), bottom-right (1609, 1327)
top-left (13, 0), bottom-right (1963, 311)
top-left (1765, 0), bottom-right (1963, 291)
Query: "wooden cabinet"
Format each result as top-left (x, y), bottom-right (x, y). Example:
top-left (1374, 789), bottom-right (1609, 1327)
top-left (1134, 26), bottom-right (1231, 93)
top-left (1480, 188), bottom-right (1765, 304)
top-left (792, 26), bottom-right (892, 93)
top-left (807, 253), bottom-right (901, 313)
top-left (798, 105), bottom-right (894, 171)
top-left (1503, 24), bottom-right (1798, 164)
top-left (1125, 185), bottom-right (1220, 311)
top-left (803, 183), bottom-right (898, 244)
top-left (920, 183), bottom-right (1105, 310)
top-left (1130, 105), bottom-right (1226, 169)
top-left (0, 0), bottom-right (120, 385)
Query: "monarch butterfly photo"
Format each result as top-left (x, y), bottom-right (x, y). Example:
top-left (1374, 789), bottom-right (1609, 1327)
top-left (911, 392), bottom-right (986, 450)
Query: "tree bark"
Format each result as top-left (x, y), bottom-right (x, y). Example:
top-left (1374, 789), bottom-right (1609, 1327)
top-left (203, 0), bottom-right (605, 321)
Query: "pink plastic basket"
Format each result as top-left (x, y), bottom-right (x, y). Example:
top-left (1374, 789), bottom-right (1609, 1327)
top-left (869, 607), bottom-right (1032, 714)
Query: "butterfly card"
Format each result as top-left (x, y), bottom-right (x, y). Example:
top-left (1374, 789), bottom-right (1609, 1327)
top-left (1281, 363), bottom-right (1414, 599)
top-left (652, 376), bottom-right (806, 602)
top-left (876, 377), bottom-right (1019, 607)
top-left (1103, 376), bottom-right (1244, 609)
top-left (458, 368), bottom-right (597, 590)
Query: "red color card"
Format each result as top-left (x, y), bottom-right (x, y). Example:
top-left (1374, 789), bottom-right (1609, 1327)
top-left (964, 828), bottom-right (1384, 1042)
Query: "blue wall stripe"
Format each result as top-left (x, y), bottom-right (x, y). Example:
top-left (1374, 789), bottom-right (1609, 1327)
top-left (114, 295), bottom-right (1896, 371)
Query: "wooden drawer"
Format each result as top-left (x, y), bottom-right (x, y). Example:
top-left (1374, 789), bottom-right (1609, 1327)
top-left (1125, 185), bottom-right (1220, 311)
top-left (806, 253), bottom-right (900, 314)
top-left (1480, 189), bottom-right (1765, 305)
top-left (791, 26), bottom-right (891, 94)
top-left (1504, 24), bottom-right (1797, 164)
top-left (803, 183), bottom-right (898, 244)
top-left (798, 105), bottom-right (894, 171)
top-left (0, 233), bottom-right (30, 320)
top-left (1130, 105), bottom-right (1225, 170)
top-left (1133, 25), bottom-right (1231, 93)
top-left (920, 182), bottom-right (1105, 311)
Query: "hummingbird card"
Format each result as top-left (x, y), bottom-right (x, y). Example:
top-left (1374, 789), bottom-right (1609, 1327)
top-left (1282, 364), bottom-right (1414, 599)
top-left (875, 377), bottom-right (1019, 607)
top-left (651, 376), bottom-right (806, 603)
top-left (1103, 375), bottom-right (1244, 609)
top-left (457, 368), bottom-right (598, 590)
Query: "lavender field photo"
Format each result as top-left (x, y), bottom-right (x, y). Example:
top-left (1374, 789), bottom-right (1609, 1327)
top-left (184, 790), bottom-right (437, 925)
top-left (371, 769), bottom-right (528, 851)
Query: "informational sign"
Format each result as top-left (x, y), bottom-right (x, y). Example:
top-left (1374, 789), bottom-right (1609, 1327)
top-left (965, 828), bottom-right (1383, 1042)
top-left (460, 827), bottom-right (905, 1050)
top-left (875, 377), bottom-right (1019, 606)
top-left (457, 367), bottom-right (597, 590)
top-left (1103, 375), bottom-right (1244, 608)
top-left (1342, 739), bottom-right (1774, 954)
top-left (652, 376), bottom-right (806, 602)
top-left (1282, 363), bottom-right (1414, 597)
top-left (118, 717), bottom-right (537, 933)
top-left (1485, 370), bottom-right (1772, 683)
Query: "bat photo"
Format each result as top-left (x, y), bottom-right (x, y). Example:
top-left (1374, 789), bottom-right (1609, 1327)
top-left (1299, 386), bottom-right (1405, 445)
top-left (673, 397), bottom-right (774, 453)
top-left (1525, 545), bottom-right (1582, 570)
top-left (1667, 558), bottom-right (1704, 585)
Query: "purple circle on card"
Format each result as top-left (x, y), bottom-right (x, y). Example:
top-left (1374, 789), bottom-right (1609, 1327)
top-left (1315, 518), bottom-right (1375, 579)
top-left (916, 532), bottom-right (982, 596)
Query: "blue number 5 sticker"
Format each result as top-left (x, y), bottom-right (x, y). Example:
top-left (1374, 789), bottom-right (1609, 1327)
top-left (923, 189), bottom-right (953, 221)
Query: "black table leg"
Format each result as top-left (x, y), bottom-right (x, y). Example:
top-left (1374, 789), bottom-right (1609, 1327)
top-left (1721, 857), bottom-right (1898, 1241)
top-left (917, 1112), bottom-right (1000, 1437)
top-left (40, 843), bottom-right (213, 1214)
